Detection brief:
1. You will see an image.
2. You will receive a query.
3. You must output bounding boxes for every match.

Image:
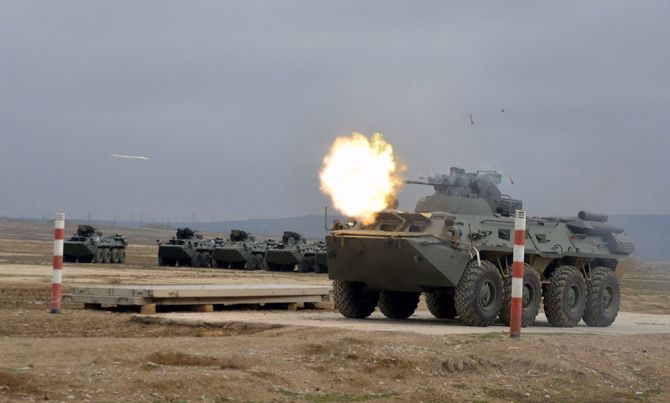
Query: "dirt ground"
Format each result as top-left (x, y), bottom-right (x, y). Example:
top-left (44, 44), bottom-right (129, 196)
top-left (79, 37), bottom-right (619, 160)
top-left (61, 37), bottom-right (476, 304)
top-left (1, 221), bottom-right (670, 402)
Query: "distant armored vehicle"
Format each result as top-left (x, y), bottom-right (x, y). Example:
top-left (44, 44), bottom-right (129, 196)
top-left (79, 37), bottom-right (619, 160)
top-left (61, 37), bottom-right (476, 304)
top-left (63, 225), bottom-right (127, 264)
top-left (158, 227), bottom-right (215, 267)
top-left (326, 167), bottom-right (634, 328)
top-left (264, 231), bottom-right (317, 272)
top-left (212, 230), bottom-right (267, 269)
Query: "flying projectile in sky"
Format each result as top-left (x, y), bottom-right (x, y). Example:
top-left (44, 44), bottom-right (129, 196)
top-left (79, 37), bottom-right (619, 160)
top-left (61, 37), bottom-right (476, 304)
top-left (110, 153), bottom-right (149, 161)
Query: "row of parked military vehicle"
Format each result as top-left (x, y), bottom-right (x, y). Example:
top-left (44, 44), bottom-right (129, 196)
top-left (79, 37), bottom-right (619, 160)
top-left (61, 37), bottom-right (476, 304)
top-left (63, 225), bottom-right (328, 273)
top-left (158, 228), bottom-right (328, 273)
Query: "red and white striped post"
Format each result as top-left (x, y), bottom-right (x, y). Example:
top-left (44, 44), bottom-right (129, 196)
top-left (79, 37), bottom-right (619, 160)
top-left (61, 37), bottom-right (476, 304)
top-left (51, 213), bottom-right (65, 314)
top-left (510, 209), bottom-right (526, 339)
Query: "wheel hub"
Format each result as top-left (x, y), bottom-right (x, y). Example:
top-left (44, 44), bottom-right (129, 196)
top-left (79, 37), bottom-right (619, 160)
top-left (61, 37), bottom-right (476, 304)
top-left (479, 280), bottom-right (495, 309)
top-left (567, 285), bottom-right (580, 312)
top-left (602, 285), bottom-right (613, 310)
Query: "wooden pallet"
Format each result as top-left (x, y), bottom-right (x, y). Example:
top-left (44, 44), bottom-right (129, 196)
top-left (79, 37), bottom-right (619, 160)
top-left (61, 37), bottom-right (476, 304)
top-left (63, 284), bottom-right (331, 314)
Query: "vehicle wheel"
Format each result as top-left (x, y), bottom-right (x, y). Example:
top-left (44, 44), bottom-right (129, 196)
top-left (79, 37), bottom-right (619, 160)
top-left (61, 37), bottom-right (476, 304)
top-left (246, 254), bottom-right (263, 270)
top-left (544, 265), bottom-right (586, 327)
top-left (316, 264), bottom-right (328, 274)
top-left (378, 291), bottom-right (420, 319)
top-left (119, 250), bottom-right (126, 264)
top-left (102, 248), bottom-right (111, 264)
top-left (583, 267), bottom-right (620, 327)
top-left (333, 280), bottom-right (379, 319)
top-left (500, 263), bottom-right (542, 327)
top-left (193, 252), bottom-right (204, 267)
top-left (298, 256), bottom-right (315, 273)
top-left (94, 248), bottom-right (104, 263)
top-left (455, 260), bottom-right (503, 327)
top-left (110, 248), bottom-right (120, 264)
top-left (158, 257), bottom-right (166, 267)
top-left (426, 291), bottom-right (457, 319)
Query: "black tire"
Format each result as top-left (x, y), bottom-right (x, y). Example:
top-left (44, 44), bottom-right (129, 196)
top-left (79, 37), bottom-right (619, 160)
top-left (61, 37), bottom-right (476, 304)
top-left (583, 267), bottom-right (620, 327)
top-left (119, 250), bottom-right (126, 264)
top-left (378, 291), bottom-right (420, 319)
top-left (544, 265), bottom-right (586, 327)
top-left (333, 280), bottom-right (379, 319)
top-left (500, 263), bottom-right (542, 327)
top-left (426, 292), bottom-right (457, 319)
top-left (316, 264), bottom-right (328, 274)
top-left (178, 259), bottom-right (191, 267)
top-left (455, 260), bottom-right (503, 327)
top-left (110, 248), bottom-right (120, 264)
top-left (158, 257), bottom-right (167, 267)
top-left (246, 254), bottom-right (264, 270)
top-left (236, 261), bottom-right (247, 269)
top-left (193, 252), bottom-right (204, 267)
top-left (94, 248), bottom-right (104, 263)
top-left (298, 256), bottom-right (315, 273)
top-left (102, 248), bottom-right (111, 264)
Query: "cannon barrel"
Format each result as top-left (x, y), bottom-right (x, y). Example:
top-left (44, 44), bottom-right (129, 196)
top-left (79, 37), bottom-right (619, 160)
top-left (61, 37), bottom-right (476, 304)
top-left (578, 211), bottom-right (608, 222)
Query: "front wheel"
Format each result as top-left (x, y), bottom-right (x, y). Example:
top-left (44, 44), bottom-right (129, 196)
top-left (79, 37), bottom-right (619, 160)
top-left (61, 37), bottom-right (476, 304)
top-left (499, 263), bottom-right (542, 327)
top-left (544, 265), bottom-right (586, 327)
top-left (426, 291), bottom-right (457, 319)
top-left (378, 291), bottom-right (420, 319)
top-left (455, 260), bottom-right (503, 327)
top-left (583, 267), bottom-right (620, 327)
top-left (332, 280), bottom-right (379, 319)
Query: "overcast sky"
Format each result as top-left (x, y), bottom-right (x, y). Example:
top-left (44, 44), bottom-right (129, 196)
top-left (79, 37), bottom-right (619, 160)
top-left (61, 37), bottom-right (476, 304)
top-left (1, 1), bottom-right (668, 222)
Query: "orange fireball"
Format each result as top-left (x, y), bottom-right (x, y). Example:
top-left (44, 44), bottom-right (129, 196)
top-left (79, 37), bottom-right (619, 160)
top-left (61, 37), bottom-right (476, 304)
top-left (319, 132), bottom-right (404, 225)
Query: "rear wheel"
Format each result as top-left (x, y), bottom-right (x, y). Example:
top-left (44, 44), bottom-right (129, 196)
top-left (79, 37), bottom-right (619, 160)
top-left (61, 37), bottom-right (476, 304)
top-left (426, 291), bottom-right (457, 319)
top-left (246, 254), bottom-right (264, 270)
top-left (333, 280), bottom-right (379, 319)
top-left (583, 267), bottom-right (620, 327)
top-left (315, 264), bottom-right (328, 274)
top-left (500, 263), bottom-right (542, 327)
top-left (298, 256), bottom-right (315, 273)
top-left (378, 291), bottom-right (420, 319)
top-left (118, 250), bottom-right (126, 264)
top-left (193, 252), bottom-right (204, 267)
top-left (544, 265), bottom-right (586, 327)
top-left (94, 248), bottom-right (104, 263)
top-left (110, 248), bottom-right (120, 264)
top-left (102, 248), bottom-right (111, 264)
top-left (455, 260), bottom-right (503, 327)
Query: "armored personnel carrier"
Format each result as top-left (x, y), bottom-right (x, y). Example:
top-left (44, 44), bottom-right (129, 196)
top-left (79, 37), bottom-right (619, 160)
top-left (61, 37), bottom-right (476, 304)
top-left (326, 167), bottom-right (634, 328)
top-left (63, 225), bottom-right (127, 264)
top-left (158, 227), bottom-right (215, 267)
top-left (264, 231), bottom-right (317, 272)
top-left (212, 230), bottom-right (267, 269)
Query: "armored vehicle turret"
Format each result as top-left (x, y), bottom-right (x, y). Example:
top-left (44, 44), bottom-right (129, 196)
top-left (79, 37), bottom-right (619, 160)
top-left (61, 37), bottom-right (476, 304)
top-left (63, 225), bottom-right (127, 264)
top-left (212, 230), bottom-right (267, 270)
top-left (158, 227), bottom-right (216, 267)
top-left (326, 167), bottom-right (634, 328)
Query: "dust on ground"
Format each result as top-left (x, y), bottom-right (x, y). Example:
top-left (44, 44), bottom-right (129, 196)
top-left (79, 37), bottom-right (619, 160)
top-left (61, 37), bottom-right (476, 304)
top-left (1, 221), bottom-right (670, 402)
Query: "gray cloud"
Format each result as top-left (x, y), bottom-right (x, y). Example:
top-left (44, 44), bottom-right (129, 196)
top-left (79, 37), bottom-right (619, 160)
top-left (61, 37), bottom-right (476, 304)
top-left (1, 1), bottom-right (668, 221)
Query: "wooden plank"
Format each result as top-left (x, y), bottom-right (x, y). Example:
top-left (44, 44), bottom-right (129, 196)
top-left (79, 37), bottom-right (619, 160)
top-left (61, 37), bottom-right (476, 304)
top-left (69, 284), bottom-right (330, 299)
top-left (139, 304), bottom-right (157, 315)
top-left (62, 283), bottom-right (331, 310)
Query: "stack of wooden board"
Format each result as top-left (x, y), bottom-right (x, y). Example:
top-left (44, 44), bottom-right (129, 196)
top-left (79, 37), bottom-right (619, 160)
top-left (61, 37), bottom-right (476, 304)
top-left (62, 284), bottom-right (331, 314)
